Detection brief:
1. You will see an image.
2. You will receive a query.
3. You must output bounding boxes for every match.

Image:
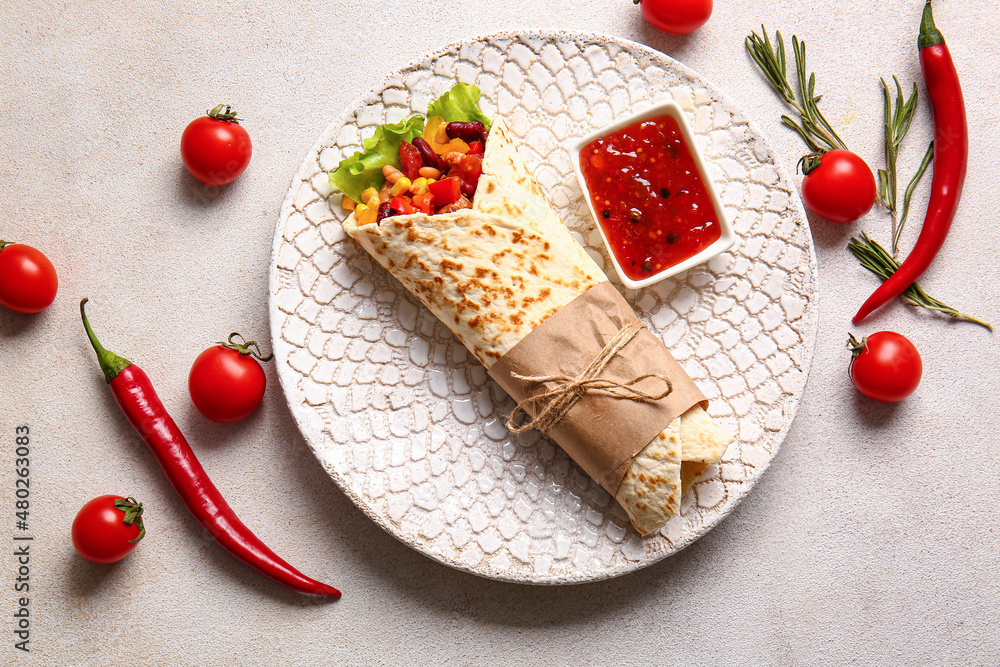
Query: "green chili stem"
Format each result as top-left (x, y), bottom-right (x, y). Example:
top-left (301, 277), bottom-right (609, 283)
top-left (80, 298), bottom-right (133, 383)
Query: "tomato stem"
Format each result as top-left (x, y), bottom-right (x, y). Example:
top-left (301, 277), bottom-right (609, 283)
top-left (0, 239), bottom-right (14, 251)
top-left (798, 152), bottom-right (823, 175)
top-left (114, 497), bottom-right (146, 543)
top-left (846, 333), bottom-right (868, 359)
top-left (80, 298), bottom-right (134, 383)
top-left (207, 104), bottom-right (242, 124)
top-left (218, 332), bottom-right (273, 362)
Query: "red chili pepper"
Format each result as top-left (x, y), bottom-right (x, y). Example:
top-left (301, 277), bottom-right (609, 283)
top-left (80, 298), bottom-right (340, 598)
top-left (853, 1), bottom-right (967, 323)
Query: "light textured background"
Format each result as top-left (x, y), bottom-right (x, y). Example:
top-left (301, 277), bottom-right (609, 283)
top-left (1, 1), bottom-right (998, 664)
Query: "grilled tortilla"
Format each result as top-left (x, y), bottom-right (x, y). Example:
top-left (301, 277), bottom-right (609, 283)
top-left (341, 118), bottom-right (731, 535)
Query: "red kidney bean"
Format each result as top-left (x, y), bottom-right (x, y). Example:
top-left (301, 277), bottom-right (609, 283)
top-left (411, 137), bottom-right (440, 169)
top-left (376, 202), bottom-right (392, 222)
top-left (446, 121), bottom-right (485, 143)
top-left (460, 180), bottom-right (476, 199)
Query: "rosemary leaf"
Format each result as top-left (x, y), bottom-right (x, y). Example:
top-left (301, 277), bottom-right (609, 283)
top-left (895, 141), bottom-right (934, 255)
top-left (847, 232), bottom-right (993, 330)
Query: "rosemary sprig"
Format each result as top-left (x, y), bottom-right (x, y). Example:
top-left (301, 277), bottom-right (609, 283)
top-left (847, 232), bottom-right (993, 330)
top-left (878, 77), bottom-right (918, 213)
top-left (746, 26), bottom-right (849, 159)
top-left (877, 76), bottom-right (932, 255)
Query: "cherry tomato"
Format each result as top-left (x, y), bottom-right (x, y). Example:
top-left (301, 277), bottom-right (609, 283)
top-left (72, 495), bottom-right (146, 564)
top-left (0, 241), bottom-right (58, 314)
top-left (189, 333), bottom-right (271, 423)
top-left (180, 104), bottom-right (252, 186)
top-left (639, 0), bottom-right (713, 35)
top-left (453, 154), bottom-right (483, 189)
top-left (801, 150), bottom-right (877, 223)
top-left (848, 331), bottom-right (922, 402)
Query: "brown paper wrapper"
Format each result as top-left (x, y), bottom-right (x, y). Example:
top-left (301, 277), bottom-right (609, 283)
top-left (488, 281), bottom-right (706, 496)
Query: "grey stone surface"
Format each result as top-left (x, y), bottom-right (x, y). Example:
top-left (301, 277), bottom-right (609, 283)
top-left (1, 0), bottom-right (998, 664)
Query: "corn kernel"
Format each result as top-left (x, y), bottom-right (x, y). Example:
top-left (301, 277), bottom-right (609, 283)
top-left (354, 203), bottom-right (369, 218)
top-left (365, 193), bottom-right (380, 208)
top-left (358, 205), bottom-right (377, 226)
top-left (390, 177), bottom-right (412, 197)
top-left (360, 187), bottom-right (379, 205)
top-left (411, 177), bottom-right (429, 195)
top-left (426, 178), bottom-right (436, 186)
top-left (341, 196), bottom-right (357, 212)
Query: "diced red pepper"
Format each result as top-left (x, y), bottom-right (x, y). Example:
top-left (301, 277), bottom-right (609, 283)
top-left (389, 195), bottom-right (416, 216)
top-left (428, 177), bottom-right (462, 206)
top-left (467, 140), bottom-right (484, 155)
top-left (399, 142), bottom-right (423, 181)
top-left (412, 192), bottom-right (435, 214)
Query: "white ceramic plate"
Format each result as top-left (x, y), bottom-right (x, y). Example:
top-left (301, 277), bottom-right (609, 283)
top-left (269, 31), bottom-right (818, 584)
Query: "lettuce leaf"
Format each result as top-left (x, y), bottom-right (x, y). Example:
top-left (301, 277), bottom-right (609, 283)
top-left (328, 114), bottom-right (425, 203)
top-left (427, 82), bottom-right (492, 130)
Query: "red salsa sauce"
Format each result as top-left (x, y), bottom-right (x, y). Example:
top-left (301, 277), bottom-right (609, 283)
top-left (579, 114), bottom-right (721, 281)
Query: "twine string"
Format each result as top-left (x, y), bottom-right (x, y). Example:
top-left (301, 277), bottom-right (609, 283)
top-left (506, 319), bottom-right (673, 434)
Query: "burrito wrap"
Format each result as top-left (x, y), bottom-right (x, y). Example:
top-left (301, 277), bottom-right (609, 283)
top-left (342, 118), bottom-right (732, 535)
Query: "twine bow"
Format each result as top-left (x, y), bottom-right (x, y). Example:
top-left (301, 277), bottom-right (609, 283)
top-left (506, 319), bottom-right (673, 434)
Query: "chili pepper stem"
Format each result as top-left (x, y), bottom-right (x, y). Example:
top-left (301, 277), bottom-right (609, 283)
top-left (919, 1), bottom-right (945, 49)
top-left (80, 298), bottom-right (133, 383)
